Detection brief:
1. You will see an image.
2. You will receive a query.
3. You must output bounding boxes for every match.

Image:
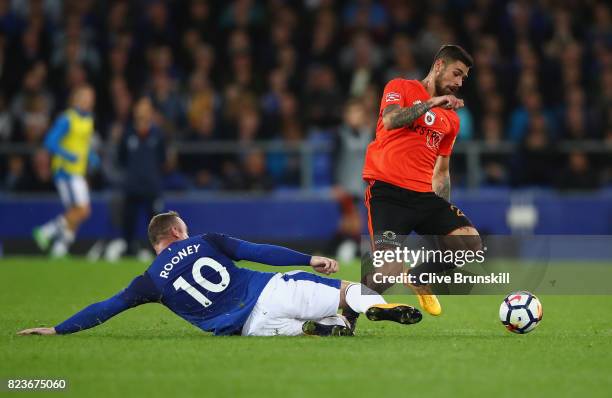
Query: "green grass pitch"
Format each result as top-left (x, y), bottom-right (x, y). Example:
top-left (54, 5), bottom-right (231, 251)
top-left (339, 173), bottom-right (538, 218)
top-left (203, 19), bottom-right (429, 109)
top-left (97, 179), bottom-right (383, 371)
top-left (1, 257), bottom-right (611, 398)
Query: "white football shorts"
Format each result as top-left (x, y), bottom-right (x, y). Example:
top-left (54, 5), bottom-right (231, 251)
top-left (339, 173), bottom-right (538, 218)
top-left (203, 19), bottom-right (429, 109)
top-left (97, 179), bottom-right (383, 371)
top-left (55, 175), bottom-right (90, 208)
top-left (242, 271), bottom-right (343, 336)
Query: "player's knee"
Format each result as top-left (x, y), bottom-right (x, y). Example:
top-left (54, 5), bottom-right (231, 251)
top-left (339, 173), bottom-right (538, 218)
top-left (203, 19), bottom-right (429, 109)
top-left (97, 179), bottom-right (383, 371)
top-left (464, 234), bottom-right (482, 252)
top-left (444, 227), bottom-right (482, 251)
top-left (75, 205), bottom-right (91, 220)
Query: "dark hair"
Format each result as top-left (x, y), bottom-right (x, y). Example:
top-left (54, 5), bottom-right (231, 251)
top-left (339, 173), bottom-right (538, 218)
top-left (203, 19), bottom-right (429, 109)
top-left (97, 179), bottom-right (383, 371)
top-left (433, 44), bottom-right (473, 68)
top-left (148, 211), bottom-right (181, 245)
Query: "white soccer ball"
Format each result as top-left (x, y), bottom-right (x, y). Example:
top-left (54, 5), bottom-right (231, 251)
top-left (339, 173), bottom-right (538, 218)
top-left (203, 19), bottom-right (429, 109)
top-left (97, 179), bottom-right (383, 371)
top-left (499, 291), bottom-right (543, 334)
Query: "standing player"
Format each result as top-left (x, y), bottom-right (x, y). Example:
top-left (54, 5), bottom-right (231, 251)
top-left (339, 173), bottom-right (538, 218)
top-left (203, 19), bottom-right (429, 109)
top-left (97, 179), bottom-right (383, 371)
top-left (18, 211), bottom-right (422, 337)
top-left (33, 85), bottom-right (97, 257)
top-left (357, 45), bottom-right (482, 320)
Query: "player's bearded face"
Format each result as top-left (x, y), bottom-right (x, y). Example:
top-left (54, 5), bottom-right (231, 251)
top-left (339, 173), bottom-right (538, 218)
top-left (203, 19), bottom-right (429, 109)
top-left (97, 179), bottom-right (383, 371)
top-left (435, 65), bottom-right (456, 96)
top-left (434, 60), bottom-right (468, 96)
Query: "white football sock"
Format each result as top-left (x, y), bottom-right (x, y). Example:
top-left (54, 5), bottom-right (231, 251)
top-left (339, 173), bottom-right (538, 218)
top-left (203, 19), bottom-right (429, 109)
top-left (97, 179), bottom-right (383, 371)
top-left (39, 216), bottom-right (66, 240)
top-left (62, 227), bottom-right (75, 245)
top-left (50, 240), bottom-right (68, 258)
top-left (344, 283), bottom-right (387, 313)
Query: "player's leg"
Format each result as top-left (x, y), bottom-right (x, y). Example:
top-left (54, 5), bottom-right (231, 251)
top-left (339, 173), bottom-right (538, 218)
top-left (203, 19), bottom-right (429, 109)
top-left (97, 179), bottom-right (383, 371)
top-left (338, 281), bottom-right (422, 325)
top-left (33, 177), bottom-right (76, 252)
top-left (241, 272), bottom-right (350, 336)
top-left (362, 181), bottom-right (417, 293)
top-left (342, 181), bottom-right (420, 329)
top-left (409, 196), bottom-right (482, 313)
top-left (50, 176), bottom-right (91, 257)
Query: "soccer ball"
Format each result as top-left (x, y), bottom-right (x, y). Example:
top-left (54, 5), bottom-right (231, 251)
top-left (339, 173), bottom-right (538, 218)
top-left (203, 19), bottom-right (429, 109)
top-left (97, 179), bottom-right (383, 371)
top-left (499, 291), bottom-right (543, 334)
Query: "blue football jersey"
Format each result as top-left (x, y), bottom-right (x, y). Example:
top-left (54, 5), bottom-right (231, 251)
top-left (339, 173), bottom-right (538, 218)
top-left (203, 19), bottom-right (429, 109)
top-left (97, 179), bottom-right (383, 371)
top-left (54, 233), bottom-right (314, 336)
top-left (146, 234), bottom-right (276, 335)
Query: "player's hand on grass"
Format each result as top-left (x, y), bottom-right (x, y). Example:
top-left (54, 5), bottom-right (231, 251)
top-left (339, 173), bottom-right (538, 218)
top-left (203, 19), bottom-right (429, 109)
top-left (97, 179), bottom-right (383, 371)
top-left (427, 95), bottom-right (464, 110)
top-left (17, 327), bottom-right (57, 336)
top-left (310, 256), bottom-right (339, 275)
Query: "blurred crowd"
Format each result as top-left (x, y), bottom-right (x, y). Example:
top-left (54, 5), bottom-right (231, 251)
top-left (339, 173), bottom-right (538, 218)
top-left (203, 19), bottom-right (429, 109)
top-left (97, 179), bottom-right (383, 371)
top-left (0, 0), bottom-right (611, 194)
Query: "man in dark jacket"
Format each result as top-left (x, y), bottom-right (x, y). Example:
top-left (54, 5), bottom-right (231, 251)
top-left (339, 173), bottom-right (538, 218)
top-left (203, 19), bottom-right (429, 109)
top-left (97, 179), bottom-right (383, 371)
top-left (118, 97), bottom-right (167, 255)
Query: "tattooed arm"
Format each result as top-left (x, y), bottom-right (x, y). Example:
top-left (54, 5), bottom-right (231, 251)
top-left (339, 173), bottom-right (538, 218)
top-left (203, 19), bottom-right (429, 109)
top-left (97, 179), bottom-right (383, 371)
top-left (382, 94), bottom-right (464, 131)
top-left (432, 155), bottom-right (451, 201)
top-left (382, 103), bottom-right (431, 130)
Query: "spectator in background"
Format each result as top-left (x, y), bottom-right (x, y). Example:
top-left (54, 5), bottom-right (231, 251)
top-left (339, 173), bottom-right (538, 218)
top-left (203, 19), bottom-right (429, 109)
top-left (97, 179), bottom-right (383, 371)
top-left (4, 26), bottom-right (46, 97)
top-left (481, 114), bottom-right (508, 186)
top-left (50, 12), bottom-right (100, 80)
top-left (309, 8), bottom-right (339, 67)
top-left (508, 91), bottom-right (553, 142)
top-left (138, 1), bottom-right (178, 49)
top-left (304, 64), bottom-right (342, 129)
top-left (190, 43), bottom-right (216, 83)
top-left (0, 0), bottom-right (610, 193)
top-left (183, 108), bottom-right (224, 190)
top-left (4, 154), bottom-right (26, 191)
top-left (267, 120), bottom-right (302, 188)
top-left (118, 97), bottom-right (166, 257)
top-left (513, 114), bottom-right (554, 187)
top-left (555, 151), bottom-right (600, 191)
top-left (12, 148), bottom-right (54, 192)
top-left (456, 106), bottom-right (474, 141)
top-left (0, 93), bottom-right (14, 141)
top-left (148, 73), bottom-right (185, 135)
top-left (240, 149), bottom-right (273, 191)
top-left (331, 98), bottom-right (372, 261)
top-left (339, 31), bottom-right (384, 97)
top-left (385, 34), bottom-right (422, 82)
top-left (11, 63), bottom-right (54, 141)
top-left (163, 148), bottom-right (193, 192)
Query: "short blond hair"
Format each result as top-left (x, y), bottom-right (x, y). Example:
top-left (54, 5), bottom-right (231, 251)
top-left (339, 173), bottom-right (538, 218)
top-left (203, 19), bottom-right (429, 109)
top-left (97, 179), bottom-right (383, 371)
top-left (148, 211), bottom-right (181, 246)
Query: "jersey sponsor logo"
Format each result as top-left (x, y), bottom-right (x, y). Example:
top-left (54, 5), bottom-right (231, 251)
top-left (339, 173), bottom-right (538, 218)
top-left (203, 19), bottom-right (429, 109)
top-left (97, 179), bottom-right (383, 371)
top-left (425, 130), bottom-right (443, 150)
top-left (413, 125), bottom-right (444, 151)
top-left (385, 92), bottom-right (401, 102)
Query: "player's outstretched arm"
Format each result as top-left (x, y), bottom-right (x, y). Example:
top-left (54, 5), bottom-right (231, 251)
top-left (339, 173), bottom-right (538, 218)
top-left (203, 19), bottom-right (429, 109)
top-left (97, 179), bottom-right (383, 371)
top-left (17, 274), bottom-right (159, 336)
top-left (203, 233), bottom-right (339, 274)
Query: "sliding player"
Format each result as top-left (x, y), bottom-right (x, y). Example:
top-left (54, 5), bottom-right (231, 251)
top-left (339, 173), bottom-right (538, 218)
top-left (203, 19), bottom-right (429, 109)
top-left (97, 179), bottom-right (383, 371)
top-left (33, 85), bottom-right (97, 257)
top-left (19, 211), bottom-right (422, 337)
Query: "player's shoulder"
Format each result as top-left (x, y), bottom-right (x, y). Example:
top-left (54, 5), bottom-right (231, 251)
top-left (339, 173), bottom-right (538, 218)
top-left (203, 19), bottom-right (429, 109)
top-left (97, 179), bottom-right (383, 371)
top-left (386, 78), bottom-right (420, 88)
top-left (446, 108), bottom-right (461, 123)
top-left (443, 109), bottom-right (461, 132)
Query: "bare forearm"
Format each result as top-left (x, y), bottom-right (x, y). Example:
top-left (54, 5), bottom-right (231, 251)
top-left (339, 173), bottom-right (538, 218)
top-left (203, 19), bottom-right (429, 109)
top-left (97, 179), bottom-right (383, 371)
top-left (383, 102), bottom-right (431, 130)
top-left (433, 174), bottom-right (451, 202)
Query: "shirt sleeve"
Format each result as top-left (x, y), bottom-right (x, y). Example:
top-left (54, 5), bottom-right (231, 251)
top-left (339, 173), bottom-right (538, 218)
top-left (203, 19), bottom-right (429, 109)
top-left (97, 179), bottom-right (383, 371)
top-left (44, 116), bottom-right (77, 162)
top-left (202, 233), bottom-right (312, 266)
top-left (379, 79), bottom-right (407, 114)
top-left (54, 274), bottom-right (160, 335)
top-left (438, 117), bottom-right (460, 156)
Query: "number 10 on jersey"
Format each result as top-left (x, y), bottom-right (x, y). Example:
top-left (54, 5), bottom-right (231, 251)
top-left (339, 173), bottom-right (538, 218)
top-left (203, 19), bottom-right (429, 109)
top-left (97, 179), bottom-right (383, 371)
top-left (172, 257), bottom-right (231, 307)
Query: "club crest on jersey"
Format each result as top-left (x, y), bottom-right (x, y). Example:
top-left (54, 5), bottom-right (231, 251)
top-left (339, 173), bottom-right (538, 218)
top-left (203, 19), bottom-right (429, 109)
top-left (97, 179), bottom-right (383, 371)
top-left (385, 92), bottom-right (401, 102)
top-left (413, 100), bottom-right (436, 125)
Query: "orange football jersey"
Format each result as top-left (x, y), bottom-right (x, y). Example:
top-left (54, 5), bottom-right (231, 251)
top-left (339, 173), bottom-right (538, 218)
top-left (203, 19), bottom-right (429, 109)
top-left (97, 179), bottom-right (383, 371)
top-left (363, 78), bottom-right (460, 192)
